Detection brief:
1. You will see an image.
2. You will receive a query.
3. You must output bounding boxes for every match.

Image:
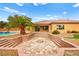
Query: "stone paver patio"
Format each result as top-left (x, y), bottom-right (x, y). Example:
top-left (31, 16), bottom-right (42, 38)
top-left (17, 32), bottom-right (75, 56)
top-left (21, 37), bottom-right (57, 55)
top-left (18, 33), bottom-right (58, 56)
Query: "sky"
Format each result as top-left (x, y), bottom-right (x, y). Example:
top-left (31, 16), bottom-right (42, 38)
top-left (0, 3), bottom-right (79, 22)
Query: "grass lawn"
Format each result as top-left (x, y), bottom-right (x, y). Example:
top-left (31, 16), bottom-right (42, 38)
top-left (64, 34), bottom-right (79, 45)
top-left (67, 34), bottom-right (79, 40)
top-left (72, 34), bottom-right (79, 39)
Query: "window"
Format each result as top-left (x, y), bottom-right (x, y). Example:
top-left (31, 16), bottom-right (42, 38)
top-left (57, 24), bottom-right (64, 30)
top-left (35, 26), bottom-right (40, 31)
top-left (44, 26), bottom-right (48, 30)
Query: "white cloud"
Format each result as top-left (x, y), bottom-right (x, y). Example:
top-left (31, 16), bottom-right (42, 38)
top-left (3, 7), bottom-right (19, 13)
top-left (46, 14), bottom-right (52, 16)
top-left (33, 3), bottom-right (47, 6)
top-left (34, 17), bottom-right (52, 20)
top-left (63, 11), bottom-right (67, 15)
top-left (16, 3), bottom-right (24, 6)
top-left (33, 15), bottom-right (62, 22)
top-left (53, 16), bottom-right (59, 17)
top-left (0, 18), bottom-right (7, 22)
top-left (73, 3), bottom-right (79, 7)
top-left (41, 3), bottom-right (47, 5)
top-left (46, 14), bottom-right (59, 17)
top-left (34, 16), bottom-right (60, 20)
top-left (2, 7), bottom-right (26, 15)
top-left (33, 3), bottom-right (38, 6)
top-left (20, 13), bottom-right (26, 15)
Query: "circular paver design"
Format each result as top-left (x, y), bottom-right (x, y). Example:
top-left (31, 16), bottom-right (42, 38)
top-left (22, 37), bottom-right (58, 56)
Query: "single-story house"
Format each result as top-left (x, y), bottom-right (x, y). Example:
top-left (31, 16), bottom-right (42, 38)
top-left (32, 19), bottom-right (79, 33)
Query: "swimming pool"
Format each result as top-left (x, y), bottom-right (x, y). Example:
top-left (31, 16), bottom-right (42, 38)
top-left (0, 32), bottom-right (18, 36)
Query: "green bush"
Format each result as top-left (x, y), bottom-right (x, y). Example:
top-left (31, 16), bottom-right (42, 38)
top-left (52, 30), bottom-right (60, 34)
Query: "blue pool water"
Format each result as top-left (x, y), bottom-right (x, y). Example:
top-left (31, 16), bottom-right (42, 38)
top-left (0, 32), bottom-right (17, 36)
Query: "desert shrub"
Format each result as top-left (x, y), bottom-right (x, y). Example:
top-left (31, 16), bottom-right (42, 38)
top-left (71, 31), bottom-right (79, 33)
top-left (52, 30), bottom-right (60, 34)
top-left (67, 31), bottom-right (79, 33)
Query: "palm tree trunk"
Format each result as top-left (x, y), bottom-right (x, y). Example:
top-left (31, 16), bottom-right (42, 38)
top-left (20, 26), bottom-right (26, 35)
top-left (6, 27), bottom-right (10, 32)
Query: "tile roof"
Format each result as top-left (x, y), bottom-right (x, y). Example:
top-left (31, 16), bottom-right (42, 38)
top-left (34, 19), bottom-right (79, 26)
top-left (34, 20), bottom-right (53, 25)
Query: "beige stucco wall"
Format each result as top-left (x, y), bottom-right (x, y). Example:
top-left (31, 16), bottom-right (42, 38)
top-left (49, 23), bottom-right (79, 33)
top-left (49, 25), bottom-right (52, 32)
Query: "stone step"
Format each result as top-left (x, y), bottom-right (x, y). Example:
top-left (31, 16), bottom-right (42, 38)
top-left (8, 43), bottom-right (17, 47)
top-left (0, 39), bottom-right (17, 47)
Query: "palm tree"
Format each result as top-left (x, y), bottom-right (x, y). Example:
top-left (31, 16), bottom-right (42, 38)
top-left (7, 15), bottom-right (32, 35)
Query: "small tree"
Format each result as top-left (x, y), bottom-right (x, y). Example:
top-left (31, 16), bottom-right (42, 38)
top-left (0, 21), bottom-right (7, 28)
